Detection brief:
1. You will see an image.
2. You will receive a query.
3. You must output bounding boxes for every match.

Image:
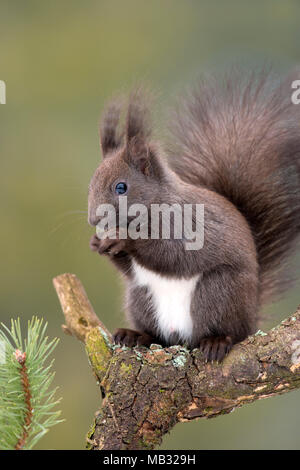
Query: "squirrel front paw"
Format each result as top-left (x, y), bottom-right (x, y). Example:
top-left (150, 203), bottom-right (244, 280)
top-left (198, 335), bottom-right (232, 362)
top-left (90, 234), bottom-right (127, 256)
top-left (113, 328), bottom-right (154, 348)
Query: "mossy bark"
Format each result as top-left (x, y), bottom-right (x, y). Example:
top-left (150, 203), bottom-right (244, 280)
top-left (53, 273), bottom-right (300, 450)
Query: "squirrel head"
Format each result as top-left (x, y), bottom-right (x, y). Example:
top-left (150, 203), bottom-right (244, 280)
top-left (88, 91), bottom-right (166, 227)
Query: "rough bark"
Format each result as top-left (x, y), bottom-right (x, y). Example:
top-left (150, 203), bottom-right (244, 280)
top-left (53, 273), bottom-right (300, 450)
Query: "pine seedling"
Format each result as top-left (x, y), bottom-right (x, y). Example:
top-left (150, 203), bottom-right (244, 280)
top-left (0, 317), bottom-right (63, 449)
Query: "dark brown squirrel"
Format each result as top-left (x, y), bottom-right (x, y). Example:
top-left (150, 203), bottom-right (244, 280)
top-left (88, 71), bottom-right (300, 362)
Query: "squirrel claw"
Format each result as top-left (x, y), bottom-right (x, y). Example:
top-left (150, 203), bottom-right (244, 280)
top-left (198, 335), bottom-right (232, 363)
top-left (90, 234), bottom-right (101, 251)
top-left (90, 234), bottom-right (126, 256)
top-left (113, 328), bottom-right (154, 348)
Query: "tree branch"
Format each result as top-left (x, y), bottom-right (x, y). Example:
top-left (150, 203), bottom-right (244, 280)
top-left (53, 273), bottom-right (111, 343)
top-left (53, 273), bottom-right (300, 450)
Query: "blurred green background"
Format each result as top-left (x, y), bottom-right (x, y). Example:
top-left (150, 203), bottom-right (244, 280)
top-left (1, 0), bottom-right (300, 450)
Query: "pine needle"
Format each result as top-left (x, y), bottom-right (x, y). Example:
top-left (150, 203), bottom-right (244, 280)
top-left (0, 317), bottom-right (63, 450)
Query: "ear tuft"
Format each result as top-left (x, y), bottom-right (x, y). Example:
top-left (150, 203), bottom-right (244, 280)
top-left (125, 88), bottom-right (152, 145)
top-left (123, 88), bottom-right (155, 174)
top-left (100, 99), bottom-right (123, 157)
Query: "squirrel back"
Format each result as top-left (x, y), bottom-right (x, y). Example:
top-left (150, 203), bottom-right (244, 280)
top-left (168, 70), bottom-right (300, 304)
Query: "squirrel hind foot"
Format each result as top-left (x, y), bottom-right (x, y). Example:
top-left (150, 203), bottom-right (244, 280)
top-left (113, 328), bottom-right (155, 348)
top-left (198, 335), bottom-right (233, 363)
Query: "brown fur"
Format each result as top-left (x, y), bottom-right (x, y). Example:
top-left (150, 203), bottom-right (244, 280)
top-left (168, 70), bottom-right (300, 304)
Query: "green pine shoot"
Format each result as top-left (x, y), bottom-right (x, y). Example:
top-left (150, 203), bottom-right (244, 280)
top-left (0, 317), bottom-right (63, 450)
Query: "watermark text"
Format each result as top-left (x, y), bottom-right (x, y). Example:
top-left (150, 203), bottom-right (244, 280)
top-left (95, 198), bottom-right (204, 251)
top-left (0, 80), bottom-right (6, 104)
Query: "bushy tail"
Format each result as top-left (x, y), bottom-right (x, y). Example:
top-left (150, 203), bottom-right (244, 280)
top-left (168, 70), bottom-right (300, 303)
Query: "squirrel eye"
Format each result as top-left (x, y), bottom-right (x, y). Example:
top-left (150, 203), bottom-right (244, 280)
top-left (115, 182), bottom-right (128, 195)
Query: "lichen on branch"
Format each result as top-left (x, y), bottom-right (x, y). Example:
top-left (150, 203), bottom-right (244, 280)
top-left (53, 273), bottom-right (300, 450)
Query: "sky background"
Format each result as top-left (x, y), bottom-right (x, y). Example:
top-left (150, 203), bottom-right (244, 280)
top-left (1, 0), bottom-right (300, 449)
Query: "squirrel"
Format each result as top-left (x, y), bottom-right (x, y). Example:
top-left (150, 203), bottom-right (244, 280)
top-left (88, 71), bottom-right (300, 362)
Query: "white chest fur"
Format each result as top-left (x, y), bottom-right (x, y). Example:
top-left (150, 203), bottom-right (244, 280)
top-left (132, 260), bottom-right (199, 342)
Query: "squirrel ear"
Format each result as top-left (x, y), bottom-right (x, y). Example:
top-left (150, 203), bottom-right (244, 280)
top-left (125, 88), bottom-right (152, 145)
top-left (99, 100), bottom-right (123, 157)
top-left (124, 88), bottom-right (155, 175)
top-left (125, 136), bottom-right (152, 175)
top-left (125, 137), bottom-right (164, 180)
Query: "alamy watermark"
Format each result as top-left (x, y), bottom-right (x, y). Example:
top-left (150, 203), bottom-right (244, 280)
top-left (0, 80), bottom-right (6, 104)
top-left (95, 197), bottom-right (204, 251)
top-left (291, 80), bottom-right (300, 104)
